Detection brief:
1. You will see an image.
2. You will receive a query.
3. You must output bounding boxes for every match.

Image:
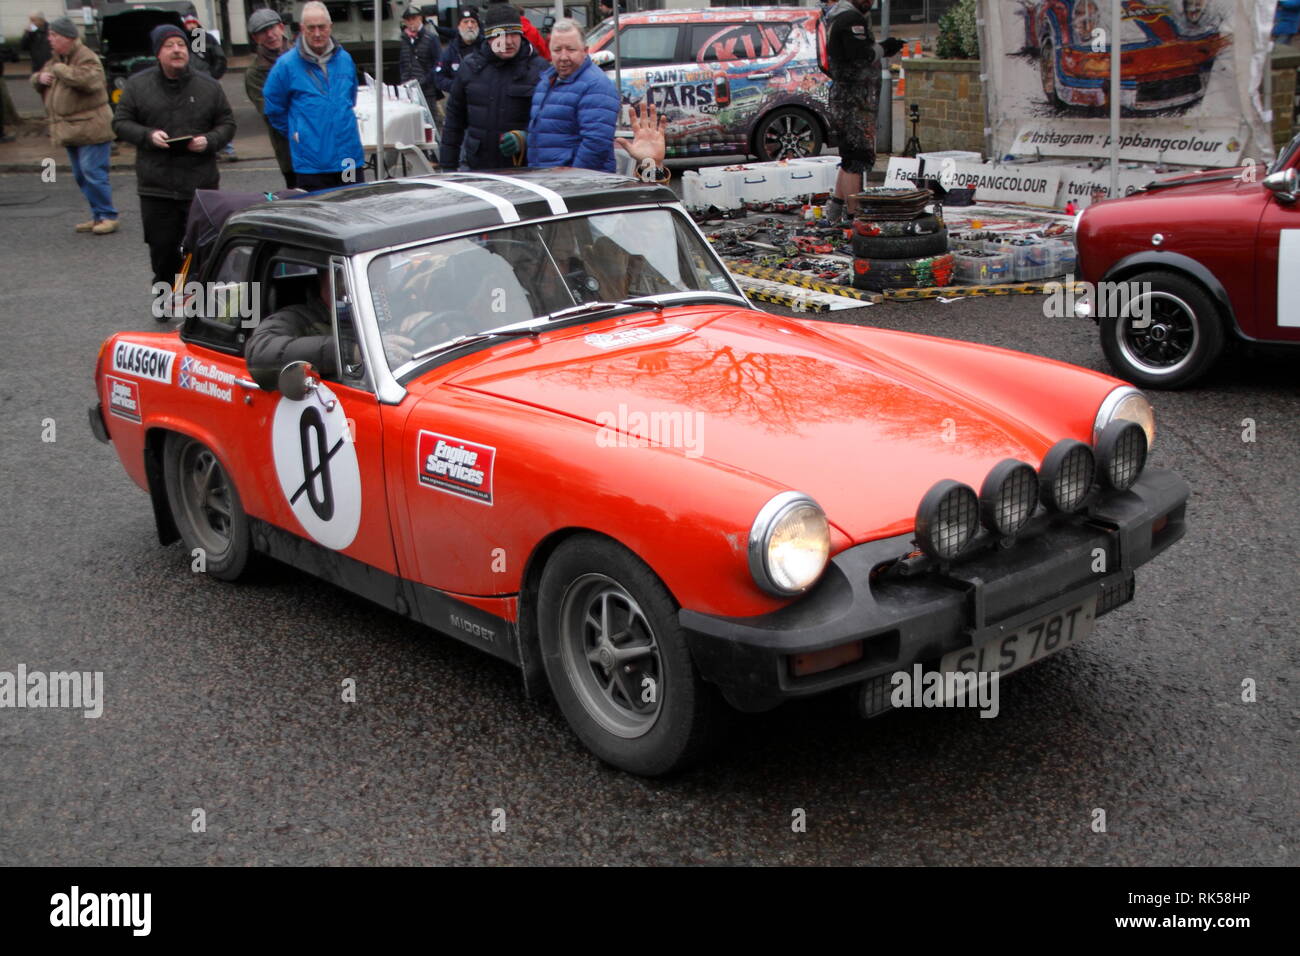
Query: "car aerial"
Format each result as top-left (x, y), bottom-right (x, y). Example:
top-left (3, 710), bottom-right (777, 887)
top-left (1074, 131), bottom-right (1300, 387)
top-left (96, 2), bottom-right (193, 105)
top-left (1025, 0), bottom-right (1230, 113)
top-left (91, 169), bottom-right (1189, 776)
top-left (586, 7), bottom-right (831, 161)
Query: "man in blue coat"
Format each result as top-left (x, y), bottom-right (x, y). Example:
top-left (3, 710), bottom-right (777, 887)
top-left (262, 1), bottom-right (365, 191)
top-left (527, 18), bottom-right (620, 172)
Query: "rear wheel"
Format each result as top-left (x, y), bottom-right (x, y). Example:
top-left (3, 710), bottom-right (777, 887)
top-left (162, 432), bottom-right (251, 580)
top-left (753, 107), bottom-right (823, 161)
top-left (538, 535), bottom-right (723, 776)
top-left (1099, 271), bottom-right (1225, 389)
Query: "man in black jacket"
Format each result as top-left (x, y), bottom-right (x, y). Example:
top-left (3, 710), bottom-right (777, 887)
top-left (823, 0), bottom-right (902, 222)
top-left (113, 25), bottom-right (235, 295)
top-left (430, 8), bottom-right (480, 103)
top-left (439, 4), bottom-right (543, 171)
top-left (399, 7), bottom-right (443, 120)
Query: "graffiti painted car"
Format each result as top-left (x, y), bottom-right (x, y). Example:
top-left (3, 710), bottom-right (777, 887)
top-left (587, 7), bottom-right (831, 161)
top-left (1025, 0), bottom-right (1231, 112)
top-left (1075, 132), bottom-right (1300, 387)
top-left (90, 170), bottom-right (1188, 775)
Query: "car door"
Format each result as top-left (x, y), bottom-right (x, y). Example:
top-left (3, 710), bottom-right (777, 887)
top-left (244, 248), bottom-right (402, 582)
top-left (1255, 177), bottom-right (1300, 339)
top-left (598, 22), bottom-right (690, 152)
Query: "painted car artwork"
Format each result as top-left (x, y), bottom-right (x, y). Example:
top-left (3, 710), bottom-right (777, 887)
top-left (1074, 131), bottom-right (1300, 387)
top-left (1023, 0), bottom-right (1231, 113)
top-left (587, 7), bottom-right (832, 161)
top-left (90, 170), bottom-right (1189, 776)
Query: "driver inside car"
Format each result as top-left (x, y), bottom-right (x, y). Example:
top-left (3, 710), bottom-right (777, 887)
top-left (245, 270), bottom-right (415, 390)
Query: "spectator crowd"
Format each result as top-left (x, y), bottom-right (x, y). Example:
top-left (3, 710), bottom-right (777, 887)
top-left (10, 1), bottom-right (673, 296)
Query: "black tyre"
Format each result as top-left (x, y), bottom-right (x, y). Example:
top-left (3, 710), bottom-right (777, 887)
top-left (1099, 271), bottom-right (1225, 389)
top-left (537, 535), bottom-right (724, 776)
top-left (853, 213), bottom-right (944, 238)
top-left (752, 106), bottom-right (823, 161)
top-left (852, 187), bottom-right (933, 220)
top-left (851, 227), bottom-right (949, 259)
top-left (852, 252), bottom-right (956, 290)
top-left (162, 432), bottom-right (252, 581)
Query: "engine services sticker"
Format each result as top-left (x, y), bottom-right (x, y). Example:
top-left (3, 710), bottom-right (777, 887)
top-left (417, 431), bottom-right (495, 505)
top-left (105, 375), bottom-right (141, 423)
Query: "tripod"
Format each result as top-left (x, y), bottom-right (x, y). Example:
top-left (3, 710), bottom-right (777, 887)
top-left (902, 104), bottom-right (923, 158)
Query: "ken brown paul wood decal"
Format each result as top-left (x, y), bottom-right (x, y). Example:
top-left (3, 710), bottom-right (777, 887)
top-left (417, 431), bottom-right (496, 505)
top-left (270, 384), bottom-right (363, 551)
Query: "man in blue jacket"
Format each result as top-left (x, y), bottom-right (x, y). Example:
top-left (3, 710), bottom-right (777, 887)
top-left (439, 4), bottom-right (543, 171)
top-left (527, 18), bottom-right (619, 172)
top-left (262, 1), bottom-right (365, 191)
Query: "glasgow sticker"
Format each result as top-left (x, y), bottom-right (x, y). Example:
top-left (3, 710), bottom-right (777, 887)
top-left (111, 342), bottom-right (175, 384)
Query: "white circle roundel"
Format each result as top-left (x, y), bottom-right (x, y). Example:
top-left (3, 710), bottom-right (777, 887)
top-left (270, 384), bottom-right (362, 551)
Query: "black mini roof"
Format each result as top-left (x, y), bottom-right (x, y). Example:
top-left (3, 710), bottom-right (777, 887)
top-left (222, 169), bottom-right (680, 255)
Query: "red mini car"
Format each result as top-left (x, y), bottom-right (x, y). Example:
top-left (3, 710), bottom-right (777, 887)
top-left (91, 170), bottom-right (1188, 775)
top-left (1074, 132), bottom-right (1300, 387)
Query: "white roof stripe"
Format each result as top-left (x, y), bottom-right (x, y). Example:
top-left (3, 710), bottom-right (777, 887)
top-left (420, 178), bottom-right (521, 223)
top-left (452, 172), bottom-right (569, 216)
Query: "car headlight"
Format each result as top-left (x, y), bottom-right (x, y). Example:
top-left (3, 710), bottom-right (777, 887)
top-left (1093, 385), bottom-right (1155, 450)
top-left (1040, 439), bottom-right (1096, 513)
top-left (915, 479), bottom-right (980, 561)
top-left (979, 459), bottom-right (1040, 537)
top-left (1095, 420), bottom-right (1149, 492)
top-left (748, 492), bottom-right (830, 596)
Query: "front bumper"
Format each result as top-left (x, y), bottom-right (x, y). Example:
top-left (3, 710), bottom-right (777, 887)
top-left (680, 468), bottom-right (1188, 712)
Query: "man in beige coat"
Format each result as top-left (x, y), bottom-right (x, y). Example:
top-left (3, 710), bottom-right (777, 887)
top-left (32, 17), bottom-right (118, 234)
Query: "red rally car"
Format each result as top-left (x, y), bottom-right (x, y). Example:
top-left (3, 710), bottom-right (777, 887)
top-left (91, 170), bottom-right (1188, 775)
top-left (1075, 131), bottom-right (1300, 387)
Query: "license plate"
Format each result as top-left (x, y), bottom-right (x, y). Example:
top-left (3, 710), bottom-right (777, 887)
top-left (940, 597), bottom-right (1098, 680)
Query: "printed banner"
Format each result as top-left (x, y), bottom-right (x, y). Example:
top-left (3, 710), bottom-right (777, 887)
top-left (982, 0), bottom-right (1273, 166)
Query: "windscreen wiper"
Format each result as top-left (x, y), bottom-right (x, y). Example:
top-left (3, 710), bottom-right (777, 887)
top-left (409, 324), bottom-right (542, 362)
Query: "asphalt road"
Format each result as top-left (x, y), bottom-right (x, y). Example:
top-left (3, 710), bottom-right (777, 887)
top-left (0, 163), bottom-right (1296, 866)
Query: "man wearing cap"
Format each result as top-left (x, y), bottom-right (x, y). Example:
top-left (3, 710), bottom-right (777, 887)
top-left (113, 24), bottom-right (235, 292)
top-left (399, 7), bottom-right (443, 122)
top-left (439, 4), bottom-right (544, 171)
top-left (527, 18), bottom-right (619, 172)
top-left (31, 17), bottom-right (118, 234)
top-left (245, 7), bottom-right (295, 187)
top-left (430, 7), bottom-right (481, 103)
top-left (484, 0), bottom-right (548, 60)
top-left (261, 1), bottom-right (365, 192)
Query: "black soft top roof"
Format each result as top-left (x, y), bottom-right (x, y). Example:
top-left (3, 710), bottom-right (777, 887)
top-left (221, 169), bottom-right (680, 255)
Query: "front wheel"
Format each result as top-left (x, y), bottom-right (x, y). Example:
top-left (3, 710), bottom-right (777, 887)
top-left (162, 432), bottom-right (252, 580)
top-left (537, 535), bottom-right (724, 776)
top-left (753, 107), bottom-right (823, 161)
top-left (1099, 271), bottom-right (1225, 389)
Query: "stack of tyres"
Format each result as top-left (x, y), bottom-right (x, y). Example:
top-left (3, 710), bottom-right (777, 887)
top-left (849, 188), bottom-right (953, 291)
